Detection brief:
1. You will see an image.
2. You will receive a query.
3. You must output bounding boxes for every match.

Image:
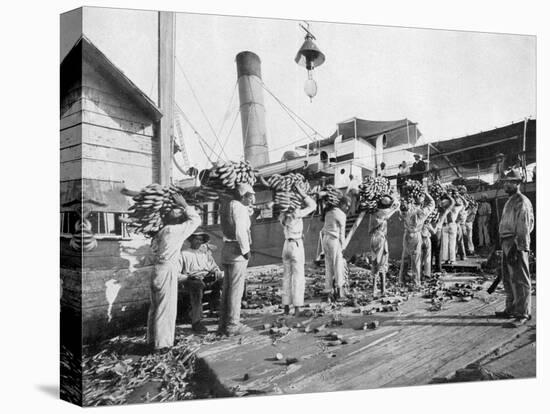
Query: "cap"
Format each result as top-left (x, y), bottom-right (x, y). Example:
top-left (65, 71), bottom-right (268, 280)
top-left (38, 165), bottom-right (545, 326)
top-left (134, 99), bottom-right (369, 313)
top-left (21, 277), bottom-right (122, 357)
top-left (499, 168), bottom-right (523, 182)
top-left (236, 183), bottom-right (255, 196)
top-left (378, 195), bottom-right (394, 209)
top-left (413, 153), bottom-right (421, 159)
top-left (188, 232), bottom-right (210, 243)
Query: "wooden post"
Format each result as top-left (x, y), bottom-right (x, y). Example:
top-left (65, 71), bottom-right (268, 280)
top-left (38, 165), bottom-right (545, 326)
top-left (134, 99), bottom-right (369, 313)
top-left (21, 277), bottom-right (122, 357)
top-left (158, 11), bottom-right (175, 185)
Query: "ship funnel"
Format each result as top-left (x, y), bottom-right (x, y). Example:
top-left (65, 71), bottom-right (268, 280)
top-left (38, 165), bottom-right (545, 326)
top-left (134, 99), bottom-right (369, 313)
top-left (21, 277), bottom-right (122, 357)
top-left (236, 51), bottom-right (269, 168)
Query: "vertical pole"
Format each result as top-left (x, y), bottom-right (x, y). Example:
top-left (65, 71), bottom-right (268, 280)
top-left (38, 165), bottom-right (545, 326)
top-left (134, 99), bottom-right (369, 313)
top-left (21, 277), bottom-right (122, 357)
top-left (236, 51), bottom-right (269, 168)
top-left (158, 11), bottom-right (175, 185)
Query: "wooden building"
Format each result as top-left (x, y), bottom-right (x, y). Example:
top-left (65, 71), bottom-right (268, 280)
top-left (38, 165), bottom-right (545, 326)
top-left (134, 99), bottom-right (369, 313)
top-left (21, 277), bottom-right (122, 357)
top-left (60, 35), bottom-right (164, 343)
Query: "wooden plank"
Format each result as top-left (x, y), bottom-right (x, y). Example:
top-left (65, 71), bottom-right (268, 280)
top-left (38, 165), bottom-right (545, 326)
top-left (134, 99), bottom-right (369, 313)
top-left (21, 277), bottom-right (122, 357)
top-left (61, 143), bottom-right (153, 168)
top-left (61, 159), bottom-right (155, 189)
top-left (60, 111), bottom-right (82, 131)
top-left (63, 97), bottom-right (157, 129)
top-left (81, 110), bottom-right (155, 137)
top-left (80, 124), bottom-right (154, 153)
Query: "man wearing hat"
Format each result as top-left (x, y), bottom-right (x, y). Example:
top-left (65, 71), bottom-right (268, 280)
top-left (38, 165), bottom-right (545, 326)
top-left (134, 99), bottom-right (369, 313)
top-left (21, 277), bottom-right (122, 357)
top-left (477, 193), bottom-right (492, 248)
top-left (180, 232), bottom-right (223, 333)
top-left (217, 183), bottom-right (255, 336)
top-left (496, 169), bottom-right (534, 327)
top-left (410, 153), bottom-right (427, 183)
top-left (369, 195), bottom-right (400, 295)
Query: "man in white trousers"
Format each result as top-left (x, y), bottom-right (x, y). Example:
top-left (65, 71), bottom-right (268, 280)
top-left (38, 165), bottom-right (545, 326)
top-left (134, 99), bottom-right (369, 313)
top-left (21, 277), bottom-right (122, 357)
top-left (322, 196), bottom-right (351, 299)
top-left (279, 184), bottom-right (317, 315)
top-left (147, 194), bottom-right (201, 351)
top-left (440, 193), bottom-right (465, 266)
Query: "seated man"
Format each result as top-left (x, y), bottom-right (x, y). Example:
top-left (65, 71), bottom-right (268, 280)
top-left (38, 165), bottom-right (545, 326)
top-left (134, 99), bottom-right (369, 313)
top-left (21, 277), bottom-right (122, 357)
top-left (180, 232), bottom-right (223, 333)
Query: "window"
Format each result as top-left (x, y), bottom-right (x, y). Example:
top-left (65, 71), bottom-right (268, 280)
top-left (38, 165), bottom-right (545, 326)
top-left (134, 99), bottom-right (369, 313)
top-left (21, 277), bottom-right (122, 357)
top-left (60, 212), bottom-right (129, 239)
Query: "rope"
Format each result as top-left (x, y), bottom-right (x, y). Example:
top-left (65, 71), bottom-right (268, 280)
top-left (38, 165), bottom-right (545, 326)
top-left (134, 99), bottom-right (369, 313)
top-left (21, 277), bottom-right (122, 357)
top-left (175, 57), bottom-right (229, 159)
top-left (174, 102), bottom-right (216, 164)
top-left (257, 78), bottom-right (322, 142)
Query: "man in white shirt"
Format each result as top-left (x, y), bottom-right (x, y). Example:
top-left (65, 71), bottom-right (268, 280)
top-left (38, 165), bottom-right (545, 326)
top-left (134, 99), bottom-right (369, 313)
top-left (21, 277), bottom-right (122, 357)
top-left (322, 196), bottom-right (351, 299)
top-left (217, 183), bottom-right (255, 336)
top-left (279, 185), bottom-right (316, 315)
top-left (180, 233), bottom-right (223, 333)
top-left (147, 194), bottom-right (201, 350)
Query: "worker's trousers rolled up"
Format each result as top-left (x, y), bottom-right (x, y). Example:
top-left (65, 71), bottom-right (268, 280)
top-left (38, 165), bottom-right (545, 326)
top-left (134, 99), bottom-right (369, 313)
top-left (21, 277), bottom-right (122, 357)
top-left (440, 223), bottom-right (458, 263)
top-left (421, 235), bottom-right (431, 278)
top-left (218, 262), bottom-right (248, 330)
top-left (322, 235), bottom-right (345, 290)
top-left (478, 216), bottom-right (491, 247)
top-left (465, 222), bottom-right (474, 252)
top-left (399, 231), bottom-right (422, 285)
top-left (147, 262), bottom-right (179, 349)
top-left (184, 278), bottom-right (206, 324)
top-left (501, 239), bottom-right (531, 318)
top-left (282, 239), bottom-right (306, 306)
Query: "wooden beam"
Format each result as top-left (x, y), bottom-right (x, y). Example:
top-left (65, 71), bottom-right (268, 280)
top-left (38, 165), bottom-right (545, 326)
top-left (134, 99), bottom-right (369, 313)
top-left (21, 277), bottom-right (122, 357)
top-left (158, 11), bottom-right (175, 185)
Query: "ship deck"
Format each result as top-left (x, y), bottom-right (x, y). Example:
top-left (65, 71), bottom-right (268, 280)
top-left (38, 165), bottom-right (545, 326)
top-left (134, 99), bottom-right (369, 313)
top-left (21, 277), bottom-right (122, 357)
top-left (193, 271), bottom-right (536, 397)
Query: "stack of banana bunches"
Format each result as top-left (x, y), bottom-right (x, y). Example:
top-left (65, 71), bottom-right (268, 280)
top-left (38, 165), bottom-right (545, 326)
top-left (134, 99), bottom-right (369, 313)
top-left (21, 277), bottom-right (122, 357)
top-left (126, 183), bottom-right (190, 238)
top-left (403, 179), bottom-right (424, 205)
top-left (322, 184), bottom-right (342, 208)
top-left (266, 173), bottom-right (311, 216)
top-left (198, 160), bottom-right (256, 200)
top-left (358, 176), bottom-right (391, 213)
top-left (70, 218), bottom-right (98, 251)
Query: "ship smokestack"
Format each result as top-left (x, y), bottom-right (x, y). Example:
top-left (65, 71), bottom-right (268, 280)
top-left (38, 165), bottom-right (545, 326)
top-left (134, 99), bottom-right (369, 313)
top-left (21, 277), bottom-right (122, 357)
top-left (236, 51), bottom-right (269, 167)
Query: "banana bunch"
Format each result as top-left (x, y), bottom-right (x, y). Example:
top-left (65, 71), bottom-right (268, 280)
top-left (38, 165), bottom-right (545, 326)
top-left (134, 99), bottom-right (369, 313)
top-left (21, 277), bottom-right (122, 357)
top-left (426, 209), bottom-right (440, 224)
top-left (69, 219), bottom-right (97, 252)
top-left (206, 160), bottom-right (256, 191)
top-left (358, 176), bottom-right (390, 213)
top-left (323, 185), bottom-right (343, 207)
top-left (126, 183), bottom-right (190, 238)
top-left (265, 172), bottom-right (311, 213)
top-left (428, 181), bottom-right (446, 201)
top-left (403, 179), bottom-right (424, 204)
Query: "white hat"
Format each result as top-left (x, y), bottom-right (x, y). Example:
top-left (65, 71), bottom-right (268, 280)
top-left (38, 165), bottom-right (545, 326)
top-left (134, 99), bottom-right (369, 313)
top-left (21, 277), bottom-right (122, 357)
top-left (236, 183), bottom-right (255, 196)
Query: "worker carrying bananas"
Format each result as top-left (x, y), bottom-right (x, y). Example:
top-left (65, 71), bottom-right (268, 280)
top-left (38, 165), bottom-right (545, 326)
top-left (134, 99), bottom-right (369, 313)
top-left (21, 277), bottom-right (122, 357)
top-left (147, 194), bottom-right (201, 351)
top-left (495, 169), bottom-right (534, 327)
top-left (322, 195), bottom-right (351, 299)
top-left (440, 192), bottom-right (466, 266)
top-left (217, 183), bottom-right (255, 336)
top-left (279, 184), bottom-right (317, 315)
top-left (369, 195), bottom-right (400, 296)
top-left (464, 199), bottom-right (478, 255)
top-left (399, 190), bottom-right (435, 286)
top-left (477, 193), bottom-right (492, 248)
top-left (179, 232), bottom-right (223, 334)
top-left (430, 195), bottom-right (455, 273)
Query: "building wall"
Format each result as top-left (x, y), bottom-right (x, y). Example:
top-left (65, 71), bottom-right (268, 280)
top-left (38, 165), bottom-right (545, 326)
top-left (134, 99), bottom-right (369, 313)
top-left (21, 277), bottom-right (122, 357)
top-left (61, 45), bottom-right (162, 344)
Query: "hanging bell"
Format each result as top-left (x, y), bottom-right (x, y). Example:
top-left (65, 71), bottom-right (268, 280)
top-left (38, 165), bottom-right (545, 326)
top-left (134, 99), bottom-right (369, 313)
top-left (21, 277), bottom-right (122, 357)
top-left (294, 35), bottom-right (326, 70)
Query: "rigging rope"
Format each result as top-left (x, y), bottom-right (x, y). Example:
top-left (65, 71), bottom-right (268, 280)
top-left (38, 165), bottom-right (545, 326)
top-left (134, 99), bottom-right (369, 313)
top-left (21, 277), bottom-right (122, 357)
top-left (175, 57), bottom-right (229, 159)
top-left (174, 102), bottom-right (216, 164)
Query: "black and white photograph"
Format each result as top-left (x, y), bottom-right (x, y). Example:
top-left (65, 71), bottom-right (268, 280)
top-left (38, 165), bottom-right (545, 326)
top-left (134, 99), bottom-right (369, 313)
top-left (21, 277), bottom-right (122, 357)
top-left (52, 1), bottom-right (544, 410)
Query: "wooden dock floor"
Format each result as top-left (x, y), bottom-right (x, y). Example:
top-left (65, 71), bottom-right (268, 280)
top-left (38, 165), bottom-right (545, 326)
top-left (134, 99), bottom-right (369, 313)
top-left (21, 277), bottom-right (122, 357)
top-left (195, 282), bottom-right (536, 397)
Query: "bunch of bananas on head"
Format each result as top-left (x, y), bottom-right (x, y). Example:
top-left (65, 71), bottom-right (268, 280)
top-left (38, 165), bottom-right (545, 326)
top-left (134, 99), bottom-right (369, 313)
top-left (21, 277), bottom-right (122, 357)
top-left (126, 183), bottom-right (190, 238)
top-left (266, 173), bottom-right (311, 214)
top-left (206, 160), bottom-right (256, 190)
top-left (358, 176), bottom-right (390, 213)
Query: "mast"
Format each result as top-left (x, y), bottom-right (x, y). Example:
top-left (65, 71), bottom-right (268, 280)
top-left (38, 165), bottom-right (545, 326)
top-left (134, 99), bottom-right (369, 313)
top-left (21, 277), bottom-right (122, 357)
top-left (158, 11), bottom-right (175, 185)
